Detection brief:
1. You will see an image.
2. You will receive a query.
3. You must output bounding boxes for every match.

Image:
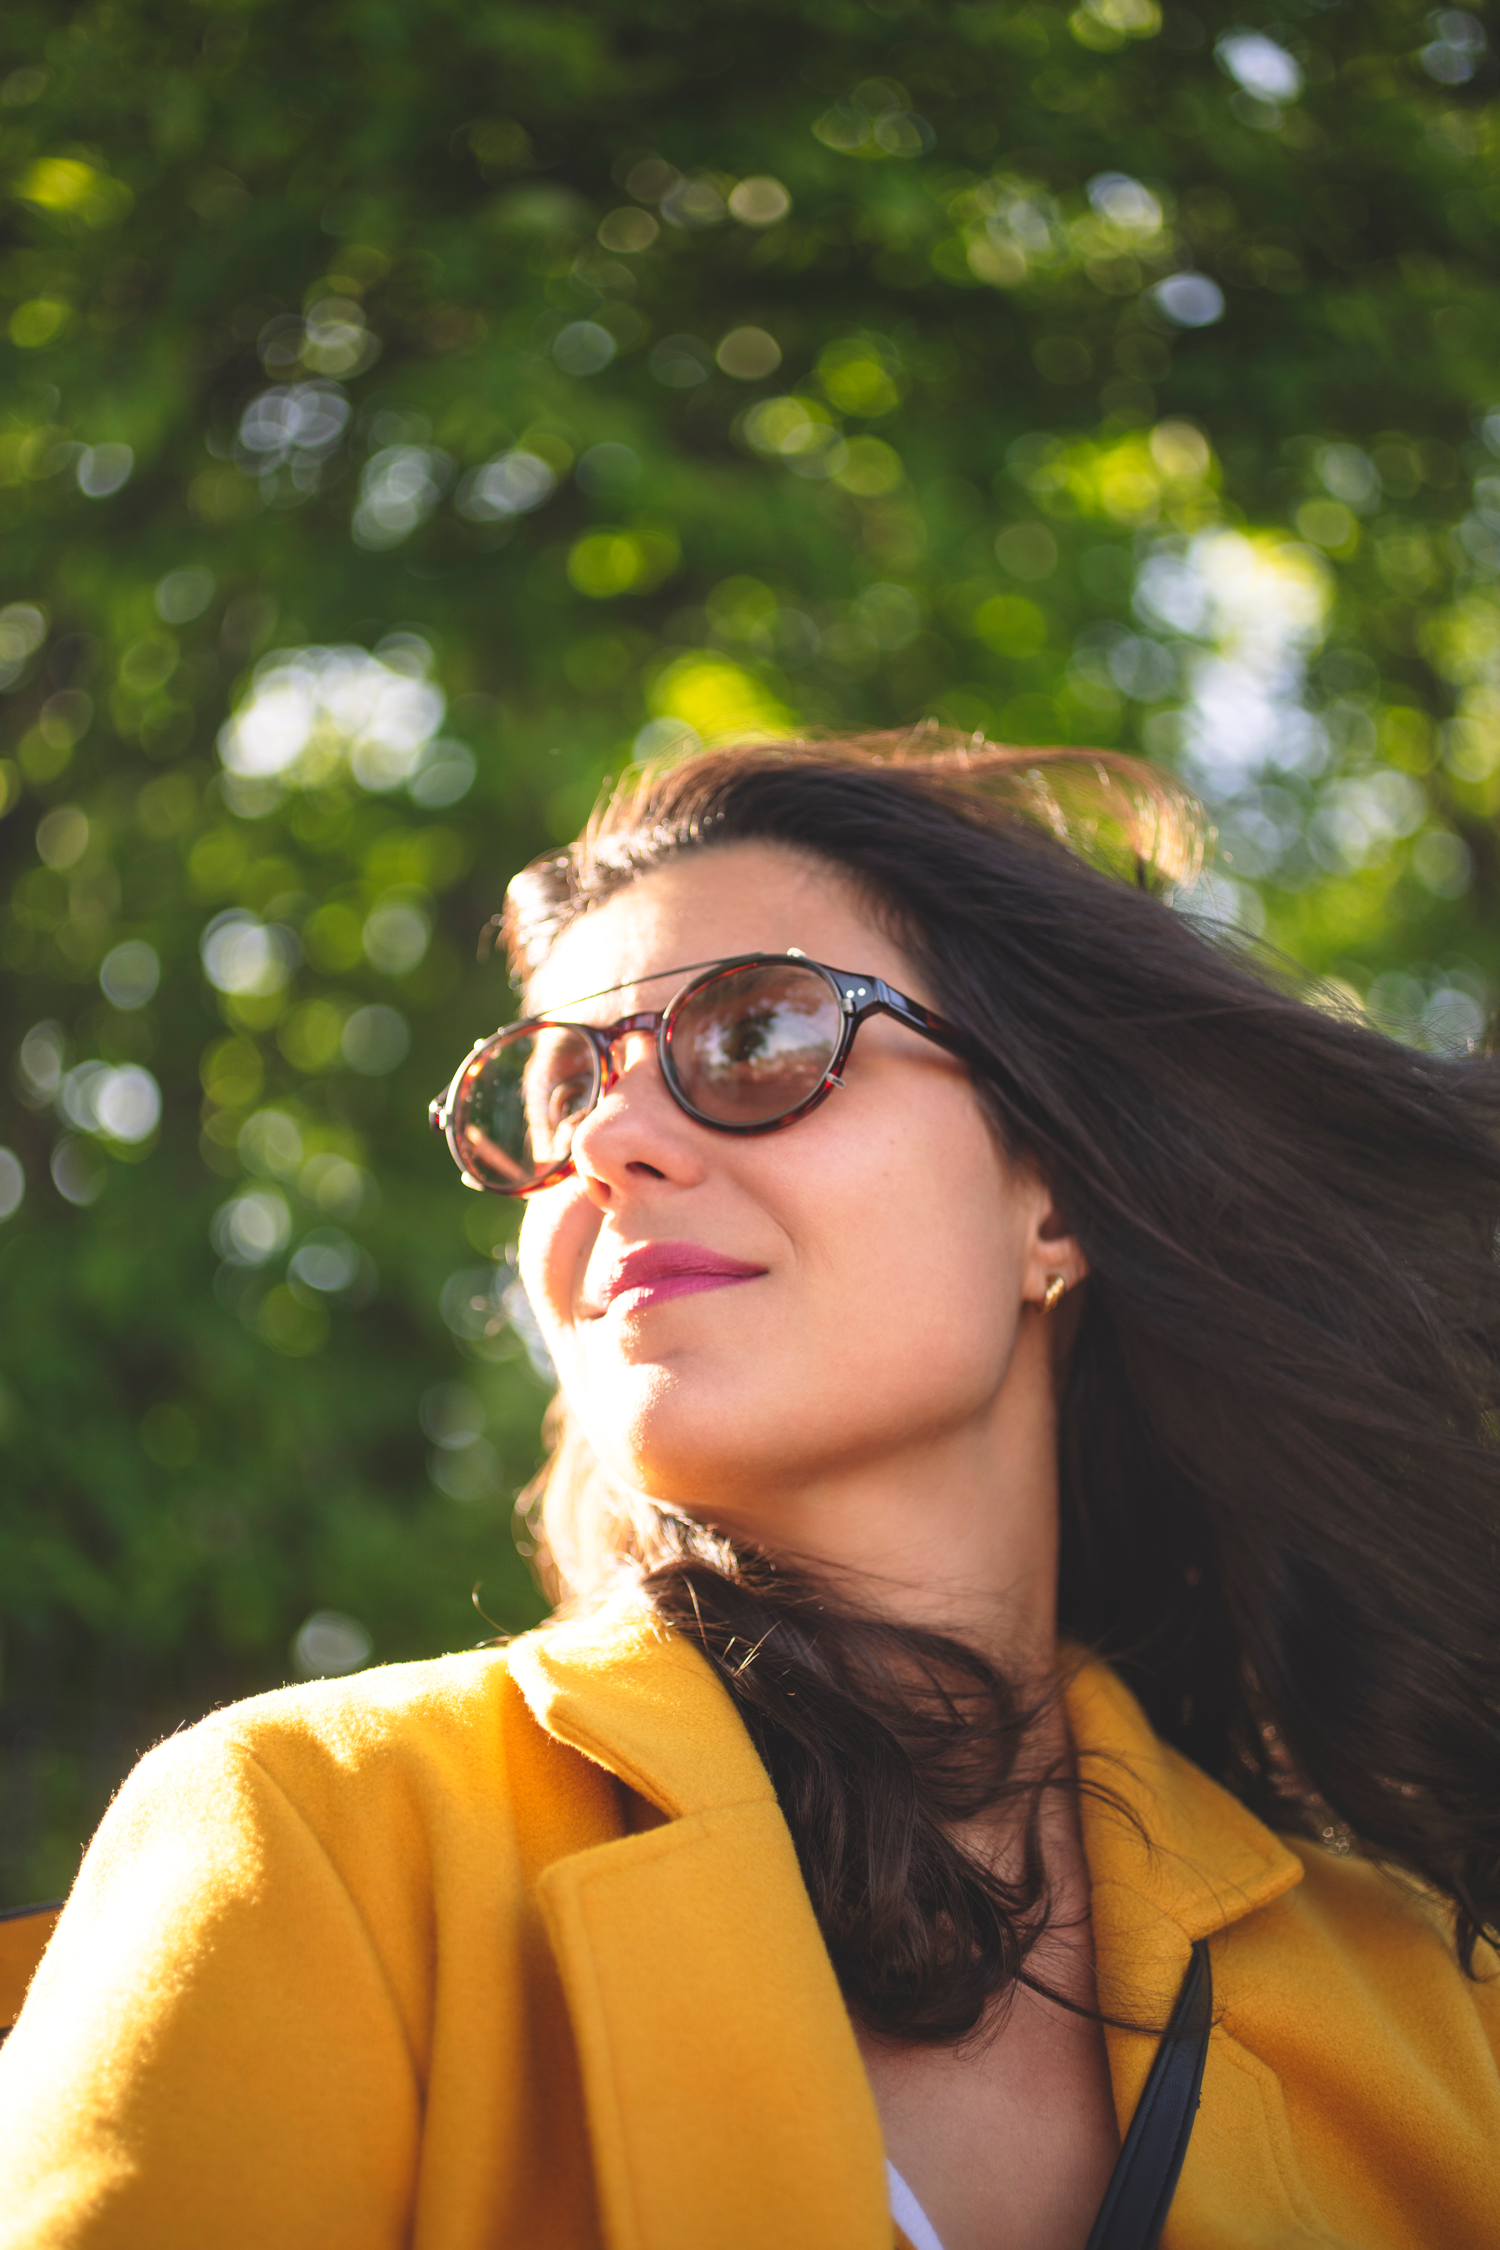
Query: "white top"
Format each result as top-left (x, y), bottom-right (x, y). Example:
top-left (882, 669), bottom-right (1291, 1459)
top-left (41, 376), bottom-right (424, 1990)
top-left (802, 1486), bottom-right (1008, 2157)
top-left (887, 2160), bottom-right (947, 2250)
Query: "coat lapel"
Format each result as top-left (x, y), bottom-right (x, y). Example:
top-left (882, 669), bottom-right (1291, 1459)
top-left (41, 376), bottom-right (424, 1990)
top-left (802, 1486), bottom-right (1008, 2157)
top-left (1063, 1658), bottom-right (1309, 2234)
top-left (509, 1601), bottom-right (892, 2250)
top-left (510, 1604), bottom-right (1310, 2250)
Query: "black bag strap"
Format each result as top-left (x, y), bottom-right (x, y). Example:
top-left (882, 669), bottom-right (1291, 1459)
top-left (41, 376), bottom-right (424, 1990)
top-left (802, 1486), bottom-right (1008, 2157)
top-left (1083, 1938), bottom-right (1213, 2250)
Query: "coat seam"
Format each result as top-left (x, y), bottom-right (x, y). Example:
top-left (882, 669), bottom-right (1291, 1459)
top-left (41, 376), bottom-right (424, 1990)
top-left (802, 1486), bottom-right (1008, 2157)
top-left (541, 1877), bottom-right (643, 2250)
top-left (241, 1745), bottom-right (427, 2089)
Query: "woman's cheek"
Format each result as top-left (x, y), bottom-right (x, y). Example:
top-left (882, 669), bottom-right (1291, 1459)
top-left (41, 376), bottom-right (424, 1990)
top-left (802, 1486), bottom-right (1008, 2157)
top-left (519, 1186), bottom-right (591, 1350)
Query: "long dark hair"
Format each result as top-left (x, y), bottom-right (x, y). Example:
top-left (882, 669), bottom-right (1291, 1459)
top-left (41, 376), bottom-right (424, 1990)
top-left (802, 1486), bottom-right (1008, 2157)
top-left (504, 733), bottom-right (1500, 2040)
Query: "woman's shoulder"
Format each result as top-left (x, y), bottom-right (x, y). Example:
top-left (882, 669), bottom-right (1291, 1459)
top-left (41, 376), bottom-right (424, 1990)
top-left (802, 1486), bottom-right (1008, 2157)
top-left (44, 1596), bottom-right (727, 2004)
top-left (1279, 1831), bottom-right (1500, 1991)
top-left (29, 1628), bottom-right (631, 2010)
top-left (120, 1642), bottom-right (523, 1816)
top-left (100, 1625), bottom-right (632, 1895)
top-left (1069, 1655), bottom-right (1500, 2068)
top-left (1202, 1835), bottom-right (1500, 2231)
top-left (176, 1641), bottom-right (517, 1760)
top-left (1224, 1830), bottom-right (1500, 2092)
top-left (0, 1631), bottom-right (630, 2240)
top-left (136, 1592), bottom-right (701, 1811)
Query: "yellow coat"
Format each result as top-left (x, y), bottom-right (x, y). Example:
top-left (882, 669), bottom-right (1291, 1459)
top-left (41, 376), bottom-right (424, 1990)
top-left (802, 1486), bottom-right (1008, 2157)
top-left (2, 1595), bottom-right (1498, 2248)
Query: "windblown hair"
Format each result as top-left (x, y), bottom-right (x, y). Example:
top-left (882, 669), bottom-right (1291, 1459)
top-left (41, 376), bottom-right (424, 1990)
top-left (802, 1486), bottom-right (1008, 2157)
top-left (504, 731), bottom-right (1500, 2041)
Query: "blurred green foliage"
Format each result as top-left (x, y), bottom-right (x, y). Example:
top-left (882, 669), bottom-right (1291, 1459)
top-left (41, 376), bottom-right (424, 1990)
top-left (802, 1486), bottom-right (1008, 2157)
top-left (2, 0), bottom-right (1498, 1901)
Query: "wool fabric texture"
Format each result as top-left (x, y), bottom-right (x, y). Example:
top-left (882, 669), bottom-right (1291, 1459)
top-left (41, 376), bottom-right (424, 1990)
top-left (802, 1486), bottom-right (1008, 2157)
top-left (2, 1594), bottom-right (1498, 2248)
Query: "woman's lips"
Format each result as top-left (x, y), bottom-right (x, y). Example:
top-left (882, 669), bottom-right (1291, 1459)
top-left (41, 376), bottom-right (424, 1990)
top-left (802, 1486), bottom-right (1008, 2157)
top-left (588, 1240), bottom-right (767, 1315)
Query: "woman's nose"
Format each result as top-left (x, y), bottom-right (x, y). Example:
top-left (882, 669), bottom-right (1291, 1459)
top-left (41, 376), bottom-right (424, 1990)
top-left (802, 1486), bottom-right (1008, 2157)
top-left (604, 1026), bottom-right (658, 1080)
top-left (570, 1028), bottom-right (702, 1194)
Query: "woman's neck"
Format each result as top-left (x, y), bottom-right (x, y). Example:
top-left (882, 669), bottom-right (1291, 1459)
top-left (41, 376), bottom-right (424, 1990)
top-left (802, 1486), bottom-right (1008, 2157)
top-left (696, 1305), bottom-right (1063, 1679)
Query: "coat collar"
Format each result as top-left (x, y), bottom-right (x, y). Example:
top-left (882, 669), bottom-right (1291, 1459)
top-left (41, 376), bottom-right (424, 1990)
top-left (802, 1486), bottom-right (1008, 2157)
top-left (1067, 1652), bottom-right (1303, 1945)
top-left (510, 1594), bottom-right (1303, 1936)
top-left (1060, 1654), bottom-right (1303, 2127)
top-left (507, 1587), bottom-right (776, 1819)
top-left (510, 1592), bottom-right (892, 2250)
top-left (508, 1595), bottom-right (1305, 2245)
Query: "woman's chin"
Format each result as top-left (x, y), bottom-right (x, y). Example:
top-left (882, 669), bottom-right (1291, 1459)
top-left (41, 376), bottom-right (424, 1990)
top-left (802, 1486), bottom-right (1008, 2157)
top-left (586, 1384), bottom-right (793, 1512)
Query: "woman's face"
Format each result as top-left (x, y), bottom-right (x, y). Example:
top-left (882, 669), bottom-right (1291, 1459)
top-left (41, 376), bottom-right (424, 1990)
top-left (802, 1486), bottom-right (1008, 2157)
top-left (518, 843), bottom-right (1075, 1528)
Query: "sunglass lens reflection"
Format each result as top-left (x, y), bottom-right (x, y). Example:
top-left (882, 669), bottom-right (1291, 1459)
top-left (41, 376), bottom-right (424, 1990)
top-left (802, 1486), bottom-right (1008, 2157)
top-left (668, 964), bottom-right (842, 1124)
top-left (453, 1025), bottom-right (597, 1188)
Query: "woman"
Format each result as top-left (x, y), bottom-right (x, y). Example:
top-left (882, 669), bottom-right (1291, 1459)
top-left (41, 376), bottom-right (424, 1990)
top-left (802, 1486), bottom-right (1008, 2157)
top-left (3, 734), bottom-right (1499, 2250)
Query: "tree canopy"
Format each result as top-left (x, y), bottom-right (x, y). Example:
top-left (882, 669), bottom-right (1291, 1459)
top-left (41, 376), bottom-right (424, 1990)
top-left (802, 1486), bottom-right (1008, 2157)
top-left (2, 0), bottom-right (1497, 1899)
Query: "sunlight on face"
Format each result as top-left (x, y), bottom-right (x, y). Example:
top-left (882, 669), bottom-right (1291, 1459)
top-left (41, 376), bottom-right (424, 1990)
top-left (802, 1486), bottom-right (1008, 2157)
top-left (517, 842), bottom-right (1047, 1523)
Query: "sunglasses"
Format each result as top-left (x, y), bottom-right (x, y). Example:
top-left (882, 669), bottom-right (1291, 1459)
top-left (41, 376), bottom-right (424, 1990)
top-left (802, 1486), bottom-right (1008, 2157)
top-left (428, 950), bottom-right (970, 1195)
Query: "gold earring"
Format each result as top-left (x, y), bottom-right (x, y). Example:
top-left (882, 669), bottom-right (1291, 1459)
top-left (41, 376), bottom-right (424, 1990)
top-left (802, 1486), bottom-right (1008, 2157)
top-left (1042, 1275), bottom-right (1067, 1313)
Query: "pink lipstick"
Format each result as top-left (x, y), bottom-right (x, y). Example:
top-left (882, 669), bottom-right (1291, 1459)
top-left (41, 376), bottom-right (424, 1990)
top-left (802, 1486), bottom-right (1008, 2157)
top-left (588, 1240), bottom-right (767, 1316)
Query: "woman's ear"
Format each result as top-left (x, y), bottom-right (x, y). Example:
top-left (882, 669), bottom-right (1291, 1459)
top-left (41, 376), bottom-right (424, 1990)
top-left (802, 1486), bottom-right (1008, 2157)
top-left (1020, 1188), bottom-right (1089, 1314)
